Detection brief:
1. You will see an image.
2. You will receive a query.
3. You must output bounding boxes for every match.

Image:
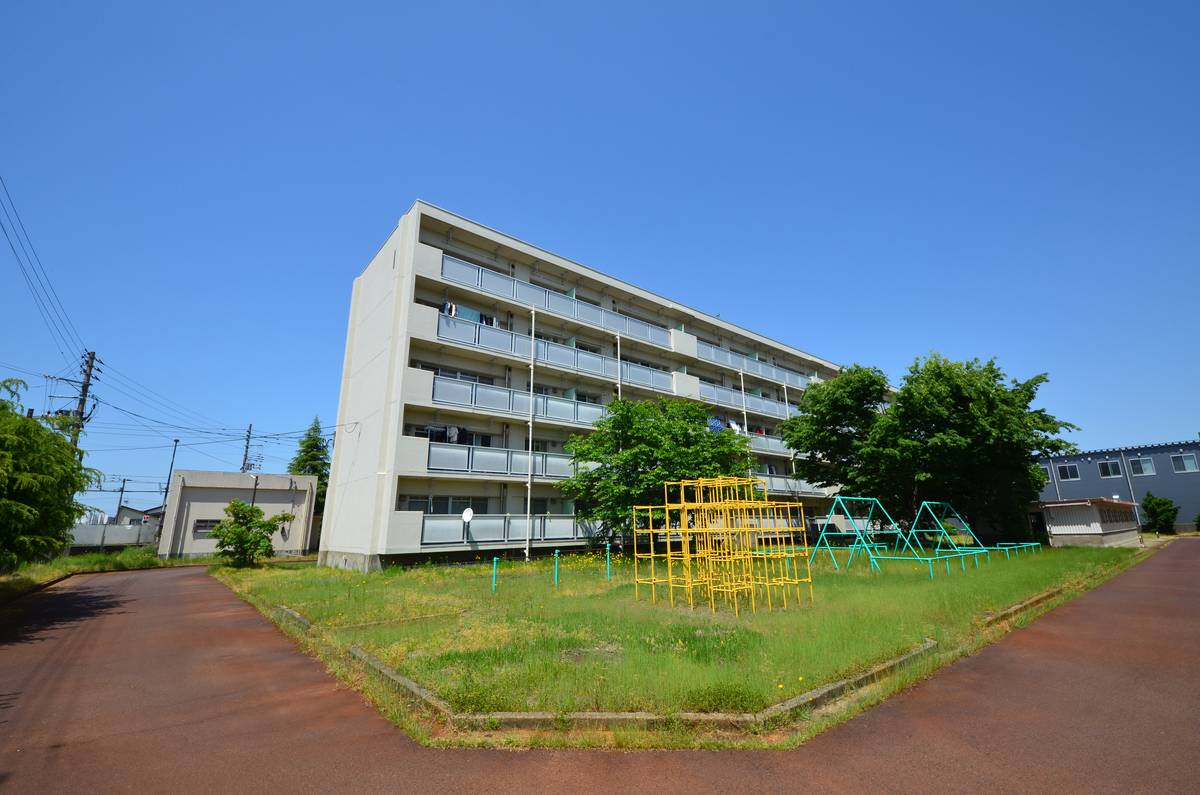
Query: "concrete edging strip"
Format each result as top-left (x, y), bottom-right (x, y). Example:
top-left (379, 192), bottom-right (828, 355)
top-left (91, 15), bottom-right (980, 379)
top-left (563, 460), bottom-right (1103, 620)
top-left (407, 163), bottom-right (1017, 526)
top-left (983, 587), bottom-right (1064, 627)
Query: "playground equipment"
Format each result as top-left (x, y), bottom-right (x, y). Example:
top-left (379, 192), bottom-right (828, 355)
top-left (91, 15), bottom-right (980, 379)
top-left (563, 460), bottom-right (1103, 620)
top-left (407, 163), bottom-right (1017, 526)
top-left (812, 495), bottom-right (987, 579)
top-left (632, 476), bottom-right (813, 616)
top-left (911, 501), bottom-right (1040, 560)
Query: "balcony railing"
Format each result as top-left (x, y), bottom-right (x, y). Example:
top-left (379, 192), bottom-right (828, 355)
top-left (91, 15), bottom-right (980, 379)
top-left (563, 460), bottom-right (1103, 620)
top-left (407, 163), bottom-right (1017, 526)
top-left (436, 314), bottom-right (674, 392)
top-left (748, 434), bottom-right (791, 455)
top-left (696, 340), bottom-right (810, 389)
top-left (427, 442), bottom-right (575, 479)
top-left (420, 513), bottom-right (598, 545)
top-left (699, 381), bottom-right (799, 420)
top-left (760, 474), bottom-right (823, 494)
top-left (431, 375), bottom-right (608, 426)
top-left (442, 255), bottom-right (673, 348)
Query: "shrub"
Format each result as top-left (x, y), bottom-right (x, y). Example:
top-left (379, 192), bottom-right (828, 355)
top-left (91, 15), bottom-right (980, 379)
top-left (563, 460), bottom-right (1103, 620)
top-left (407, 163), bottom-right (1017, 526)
top-left (1140, 492), bottom-right (1179, 535)
top-left (211, 499), bottom-right (294, 567)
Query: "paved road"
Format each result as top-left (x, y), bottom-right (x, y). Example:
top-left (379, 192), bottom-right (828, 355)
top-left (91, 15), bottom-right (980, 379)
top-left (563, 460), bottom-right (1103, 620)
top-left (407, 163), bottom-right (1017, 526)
top-left (2, 542), bottom-right (1197, 794)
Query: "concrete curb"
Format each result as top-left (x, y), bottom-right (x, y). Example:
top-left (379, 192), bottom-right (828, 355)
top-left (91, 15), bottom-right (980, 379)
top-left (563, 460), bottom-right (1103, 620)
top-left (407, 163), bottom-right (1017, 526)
top-left (983, 587), bottom-right (1065, 627)
top-left (346, 637), bottom-right (938, 731)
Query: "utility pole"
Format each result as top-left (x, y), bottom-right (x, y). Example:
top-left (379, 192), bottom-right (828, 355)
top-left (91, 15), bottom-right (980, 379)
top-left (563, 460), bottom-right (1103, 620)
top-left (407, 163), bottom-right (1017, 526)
top-left (70, 351), bottom-right (96, 449)
top-left (115, 478), bottom-right (127, 519)
top-left (240, 423), bottom-right (253, 472)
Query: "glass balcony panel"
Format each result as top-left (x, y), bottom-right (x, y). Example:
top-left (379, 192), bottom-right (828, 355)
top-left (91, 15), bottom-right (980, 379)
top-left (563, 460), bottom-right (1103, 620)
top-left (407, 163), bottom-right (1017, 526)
top-left (544, 396), bottom-right (574, 421)
top-left (621, 362), bottom-right (651, 386)
top-left (648, 326), bottom-right (671, 346)
top-left (437, 315), bottom-right (477, 344)
top-left (543, 454), bottom-right (572, 478)
top-left (513, 335), bottom-right (532, 359)
top-left (471, 447), bottom-right (510, 473)
top-left (578, 403), bottom-right (605, 424)
top-left (433, 377), bottom-right (473, 406)
top-left (576, 302), bottom-right (605, 325)
top-left (480, 269), bottom-right (515, 297)
top-left (466, 516), bottom-right (506, 542)
top-left (421, 516), bottom-right (465, 544)
top-left (541, 341), bottom-right (576, 368)
top-left (601, 358), bottom-right (619, 378)
top-left (510, 451), bottom-right (533, 476)
top-left (625, 318), bottom-right (651, 341)
top-left (428, 443), bottom-right (470, 471)
top-left (514, 281), bottom-right (547, 307)
top-left (602, 310), bottom-right (625, 332)
top-left (442, 256), bottom-right (479, 286)
top-left (576, 350), bottom-right (605, 375)
top-left (477, 325), bottom-right (514, 353)
top-left (474, 384), bottom-right (511, 412)
top-left (651, 369), bottom-right (673, 391)
top-left (543, 515), bottom-right (575, 538)
top-left (546, 292), bottom-right (575, 316)
top-left (511, 392), bottom-right (531, 416)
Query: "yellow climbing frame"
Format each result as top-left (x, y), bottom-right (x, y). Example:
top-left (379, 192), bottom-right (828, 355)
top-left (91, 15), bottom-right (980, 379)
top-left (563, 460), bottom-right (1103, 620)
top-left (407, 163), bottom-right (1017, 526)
top-left (632, 476), bottom-right (814, 616)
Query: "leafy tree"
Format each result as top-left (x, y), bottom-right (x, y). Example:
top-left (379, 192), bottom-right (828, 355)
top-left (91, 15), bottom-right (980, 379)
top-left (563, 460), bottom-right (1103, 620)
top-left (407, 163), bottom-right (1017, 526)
top-left (288, 416), bottom-right (330, 515)
top-left (210, 499), bottom-right (295, 567)
top-left (777, 365), bottom-right (890, 494)
top-left (558, 398), bottom-right (754, 541)
top-left (780, 354), bottom-right (1076, 540)
top-left (0, 379), bottom-right (98, 570)
top-left (1140, 492), bottom-right (1179, 535)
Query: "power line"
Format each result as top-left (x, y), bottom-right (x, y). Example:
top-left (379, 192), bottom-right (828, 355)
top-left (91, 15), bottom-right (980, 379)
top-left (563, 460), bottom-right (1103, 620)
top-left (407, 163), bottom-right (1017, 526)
top-left (95, 358), bottom-right (230, 428)
top-left (0, 173), bottom-right (86, 351)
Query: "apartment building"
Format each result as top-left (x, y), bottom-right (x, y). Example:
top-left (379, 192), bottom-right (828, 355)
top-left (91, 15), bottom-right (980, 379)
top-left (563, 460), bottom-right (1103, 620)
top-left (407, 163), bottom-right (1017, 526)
top-left (320, 201), bottom-right (843, 572)
top-left (1037, 439), bottom-right (1200, 531)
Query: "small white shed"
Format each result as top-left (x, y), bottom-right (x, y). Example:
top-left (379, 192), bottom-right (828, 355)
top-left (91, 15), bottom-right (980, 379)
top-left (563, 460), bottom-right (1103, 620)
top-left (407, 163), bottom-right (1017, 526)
top-left (1037, 498), bottom-right (1142, 548)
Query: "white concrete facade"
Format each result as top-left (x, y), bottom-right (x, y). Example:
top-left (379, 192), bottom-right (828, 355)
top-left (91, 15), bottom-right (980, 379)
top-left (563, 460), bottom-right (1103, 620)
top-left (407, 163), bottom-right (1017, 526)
top-left (1040, 498), bottom-right (1142, 548)
top-left (320, 201), bottom-right (844, 572)
top-left (158, 470), bottom-right (318, 559)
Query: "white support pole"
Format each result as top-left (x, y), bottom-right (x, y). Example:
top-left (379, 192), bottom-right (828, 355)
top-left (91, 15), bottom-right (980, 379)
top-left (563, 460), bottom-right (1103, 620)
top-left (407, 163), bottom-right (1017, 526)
top-left (739, 371), bottom-right (749, 432)
top-left (526, 308), bottom-right (536, 561)
top-left (615, 333), bottom-right (622, 399)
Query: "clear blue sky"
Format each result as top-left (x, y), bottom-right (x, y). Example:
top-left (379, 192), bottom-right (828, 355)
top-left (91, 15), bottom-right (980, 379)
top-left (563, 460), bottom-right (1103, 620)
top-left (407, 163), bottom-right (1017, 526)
top-left (2, 1), bottom-right (1197, 513)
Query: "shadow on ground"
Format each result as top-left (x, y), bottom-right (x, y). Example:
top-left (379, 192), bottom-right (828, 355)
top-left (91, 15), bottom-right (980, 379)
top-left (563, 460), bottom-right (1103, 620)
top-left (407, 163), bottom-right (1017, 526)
top-left (0, 584), bottom-right (129, 649)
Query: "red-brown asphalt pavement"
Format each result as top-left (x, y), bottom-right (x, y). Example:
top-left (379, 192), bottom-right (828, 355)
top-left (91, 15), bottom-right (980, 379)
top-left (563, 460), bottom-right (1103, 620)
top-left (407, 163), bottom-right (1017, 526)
top-left (1, 541), bottom-right (1197, 794)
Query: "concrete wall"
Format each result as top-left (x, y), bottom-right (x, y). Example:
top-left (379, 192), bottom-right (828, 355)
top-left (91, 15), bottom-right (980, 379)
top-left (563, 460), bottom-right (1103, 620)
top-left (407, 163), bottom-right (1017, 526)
top-left (1040, 441), bottom-right (1200, 530)
top-left (157, 470), bottom-right (317, 559)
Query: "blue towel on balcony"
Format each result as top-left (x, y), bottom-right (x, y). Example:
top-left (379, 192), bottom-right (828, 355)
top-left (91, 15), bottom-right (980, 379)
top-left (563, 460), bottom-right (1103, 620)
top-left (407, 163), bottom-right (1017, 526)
top-left (707, 417), bottom-right (725, 433)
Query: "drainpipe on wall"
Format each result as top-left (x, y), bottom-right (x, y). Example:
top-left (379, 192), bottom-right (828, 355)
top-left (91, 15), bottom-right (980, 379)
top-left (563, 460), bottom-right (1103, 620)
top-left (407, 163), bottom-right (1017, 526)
top-left (1118, 450), bottom-right (1141, 524)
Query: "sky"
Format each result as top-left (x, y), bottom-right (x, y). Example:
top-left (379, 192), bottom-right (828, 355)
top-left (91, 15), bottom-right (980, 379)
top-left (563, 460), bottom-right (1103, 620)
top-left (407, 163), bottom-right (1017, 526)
top-left (1, 1), bottom-right (1197, 514)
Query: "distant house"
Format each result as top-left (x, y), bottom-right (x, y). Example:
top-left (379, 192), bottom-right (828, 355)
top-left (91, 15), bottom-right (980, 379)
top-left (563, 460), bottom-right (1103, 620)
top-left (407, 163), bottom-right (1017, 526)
top-left (157, 470), bottom-right (317, 559)
top-left (1033, 498), bottom-right (1142, 548)
top-left (1038, 439), bottom-right (1200, 532)
top-left (112, 504), bottom-right (162, 526)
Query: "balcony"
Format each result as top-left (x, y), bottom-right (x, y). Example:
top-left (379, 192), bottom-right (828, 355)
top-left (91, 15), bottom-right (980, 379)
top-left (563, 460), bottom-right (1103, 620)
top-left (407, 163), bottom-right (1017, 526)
top-left (761, 474), bottom-right (823, 495)
top-left (436, 314), bottom-right (674, 392)
top-left (699, 381), bottom-right (799, 420)
top-left (431, 375), bottom-right (608, 426)
top-left (441, 255), bottom-right (673, 348)
top-left (427, 442), bottom-right (575, 479)
top-left (696, 340), bottom-right (810, 389)
top-left (420, 513), bottom-right (597, 545)
top-left (748, 434), bottom-right (791, 456)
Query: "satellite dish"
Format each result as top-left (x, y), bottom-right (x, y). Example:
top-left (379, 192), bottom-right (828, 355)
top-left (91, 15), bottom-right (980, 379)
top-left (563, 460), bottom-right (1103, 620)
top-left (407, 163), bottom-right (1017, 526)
top-left (461, 508), bottom-right (474, 523)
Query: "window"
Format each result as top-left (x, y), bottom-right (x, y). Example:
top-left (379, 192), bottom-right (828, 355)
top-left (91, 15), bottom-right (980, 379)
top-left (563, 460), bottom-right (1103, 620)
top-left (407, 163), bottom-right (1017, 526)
top-left (574, 391), bottom-right (601, 404)
top-left (1057, 464), bottom-right (1080, 481)
top-left (192, 519), bottom-right (221, 538)
top-left (1040, 465), bottom-right (1052, 482)
top-left (402, 496), bottom-right (490, 514)
top-left (574, 340), bottom-right (601, 354)
top-left (1171, 453), bottom-right (1199, 473)
top-left (1129, 457), bottom-right (1155, 476)
top-left (530, 498), bottom-right (549, 515)
top-left (1097, 460), bottom-right (1122, 479)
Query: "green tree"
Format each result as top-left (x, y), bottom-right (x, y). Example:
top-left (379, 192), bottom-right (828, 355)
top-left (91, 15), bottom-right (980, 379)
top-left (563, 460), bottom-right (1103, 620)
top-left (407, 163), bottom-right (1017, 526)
top-left (0, 379), bottom-right (98, 570)
top-left (1140, 492), bottom-right (1179, 535)
top-left (780, 355), bottom-right (1076, 540)
top-left (288, 416), bottom-right (330, 515)
top-left (558, 398), bottom-right (754, 540)
top-left (210, 499), bottom-right (295, 567)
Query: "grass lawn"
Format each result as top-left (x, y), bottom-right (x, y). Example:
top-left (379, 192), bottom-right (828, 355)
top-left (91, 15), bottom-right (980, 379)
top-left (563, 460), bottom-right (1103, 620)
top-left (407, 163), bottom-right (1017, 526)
top-left (216, 545), bottom-right (1139, 722)
top-left (0, 546), bottom-right (226, 605)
